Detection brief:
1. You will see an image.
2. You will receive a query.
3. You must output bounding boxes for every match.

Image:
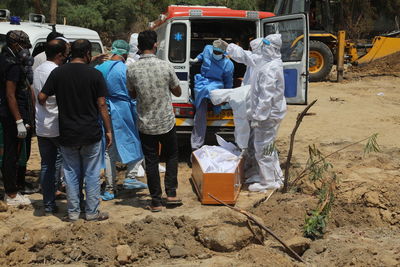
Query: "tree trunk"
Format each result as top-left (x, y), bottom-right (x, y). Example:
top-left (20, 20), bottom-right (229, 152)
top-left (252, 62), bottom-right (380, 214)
top-left (32, 0), bottom-right (42, 14)
top-left (49, 0), bottom-right (58, 24)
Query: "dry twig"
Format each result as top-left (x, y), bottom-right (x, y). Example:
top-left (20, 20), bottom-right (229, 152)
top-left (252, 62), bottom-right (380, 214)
top-left (282, 99), bottom-right (318, 193)
top-left (208, 194), bottom-right (305, 263)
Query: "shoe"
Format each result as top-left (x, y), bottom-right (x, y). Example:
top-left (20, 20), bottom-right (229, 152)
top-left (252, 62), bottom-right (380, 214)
top-left (248, 182), bottom-right (282, 192)
top-left (123, 179), bottom-right (148, 190)
top-left (20, 184), bottom-right (40, 194)
top-left (245, 175), bottom-right (262, 184)
top-left (44, 206), bottom-right (58, 216)
top-left (146, 205), bottom-right (162, 212)
top-left (165, 197), bottom-right (183, 206)
top-left (86, 211), bottom-right (109, 221)
top-left (158, 164), bottom-right (166, 173)
top-left (101, 192), bottom-right (115, 201)
top-left (4, 193), bottom-right (31, 206)
top-left (62, 214), bottom-right (79, 222)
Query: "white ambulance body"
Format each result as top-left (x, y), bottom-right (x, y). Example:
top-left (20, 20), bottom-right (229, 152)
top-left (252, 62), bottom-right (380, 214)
top-left (152, 5), bottom-right (309, 135)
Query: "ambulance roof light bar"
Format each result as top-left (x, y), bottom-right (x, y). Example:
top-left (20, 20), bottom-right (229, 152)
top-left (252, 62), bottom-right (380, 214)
top-left (189, 9), bottom-right (203, 16)
top-left (246, 11), bottom-right (259, 19)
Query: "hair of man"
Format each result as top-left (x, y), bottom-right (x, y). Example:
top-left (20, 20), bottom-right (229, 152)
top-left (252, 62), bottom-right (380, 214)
top-left (71, 39), bottom-right (92, 59)
top-left (138, 30), bottom-right (157, 51)
top-left (46, 31), bottom-right (64, 43)
top-left (45, 39), bottom-right (67, 60)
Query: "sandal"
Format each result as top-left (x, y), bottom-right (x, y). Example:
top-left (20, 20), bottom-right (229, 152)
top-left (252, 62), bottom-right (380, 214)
top-left (146, 205), bottom-right (162, 212)
top-left (166, 197), bottom-right (183, 206)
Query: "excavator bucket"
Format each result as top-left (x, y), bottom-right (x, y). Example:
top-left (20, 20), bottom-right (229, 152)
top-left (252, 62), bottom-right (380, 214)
top-left (356, 35), bottom-right (400, 65)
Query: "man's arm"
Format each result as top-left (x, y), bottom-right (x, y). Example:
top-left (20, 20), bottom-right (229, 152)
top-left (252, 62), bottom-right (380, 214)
top-left (38, 92), bottom-right (49, 105)
top-left (6, 81), bottom-right (22, 121)
top-left (168, 64), bottom-right (182, 97)
top-left (97, 96), bottom-right (113, 149)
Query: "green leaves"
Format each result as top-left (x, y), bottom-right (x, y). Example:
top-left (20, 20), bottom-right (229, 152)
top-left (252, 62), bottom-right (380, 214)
top-left (304, 210), bottom-right (327, 239)
top-left (306, 145), bottom-right (333, 182)
top-left (363, 133), bottom-right (380, 156)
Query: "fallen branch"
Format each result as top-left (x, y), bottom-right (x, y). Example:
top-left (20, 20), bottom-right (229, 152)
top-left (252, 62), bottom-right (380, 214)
top-left (208, 193), bottom-right (305, 263)
top-left (282, 99), bottom-right (318, 193)
top-left (253, 189), bottom-right (276, 208)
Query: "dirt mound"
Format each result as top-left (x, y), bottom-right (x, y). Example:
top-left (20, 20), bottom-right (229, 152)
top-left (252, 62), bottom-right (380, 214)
top-left (347, 52), bottom-right (400, 78)
top-left (0, 216), bottom-right (208, 266)
top-left (304, 227), bottom-right (400, 266)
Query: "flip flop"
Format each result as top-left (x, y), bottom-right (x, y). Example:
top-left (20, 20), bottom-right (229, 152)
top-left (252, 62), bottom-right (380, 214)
top-left (146, 205), bottom-right (162, 212)
top-left (165, 198), bottom-right (183, 206)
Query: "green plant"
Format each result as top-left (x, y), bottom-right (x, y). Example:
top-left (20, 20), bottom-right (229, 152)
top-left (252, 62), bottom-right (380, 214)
top-left (363, 133), bottom-right (381, 156)
top-left (306, 144), bottom-right (333, 182)
top-left (263, 141), bottom-right (276, 156)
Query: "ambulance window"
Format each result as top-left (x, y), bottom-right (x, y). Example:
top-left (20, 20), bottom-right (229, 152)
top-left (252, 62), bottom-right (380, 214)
top-left (169, 23), bottom-right (186, 63)
top-left (91, 42), bottom-right (102, 56)
top-left (0, 34), bottom-right (6, 53)
top-left (264, 18), bottom-right (304, 62)
top-left (33, 42), bottom-right (46, 57)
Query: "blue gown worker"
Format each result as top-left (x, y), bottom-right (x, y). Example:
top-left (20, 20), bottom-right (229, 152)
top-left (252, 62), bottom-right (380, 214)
top-left (190, 39), bottom-right (234, 151)
top-left (95, 40), bottom-right (146, 200)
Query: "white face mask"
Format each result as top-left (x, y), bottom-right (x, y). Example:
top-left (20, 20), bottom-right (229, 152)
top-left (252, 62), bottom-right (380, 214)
top-left (212, 53), bottom-right (223, 61)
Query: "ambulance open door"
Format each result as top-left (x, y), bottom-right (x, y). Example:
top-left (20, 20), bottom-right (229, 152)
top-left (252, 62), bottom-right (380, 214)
top-left (261, 13), bottom-right (309, 104)
top-left (167, 20), bottom-right (191, 104)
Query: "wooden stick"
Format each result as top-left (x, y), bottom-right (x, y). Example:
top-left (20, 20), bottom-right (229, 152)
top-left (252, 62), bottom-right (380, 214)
top-left (282, 99), bottom-right (318, 193)
top-left (208, 194), bottom-right (305, 263)
top-left (253, 189), bottom-right (276, 208)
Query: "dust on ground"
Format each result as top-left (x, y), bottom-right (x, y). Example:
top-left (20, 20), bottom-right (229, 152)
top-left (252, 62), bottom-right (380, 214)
top-left (1, 73), bottom-right (400, 266)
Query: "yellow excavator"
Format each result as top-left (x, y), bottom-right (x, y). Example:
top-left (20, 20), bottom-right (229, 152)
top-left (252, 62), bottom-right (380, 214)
top-left (274, 0), bottom-right (400, 81)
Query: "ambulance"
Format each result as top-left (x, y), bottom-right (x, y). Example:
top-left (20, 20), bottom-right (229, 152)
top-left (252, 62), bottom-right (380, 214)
top-left (0, 11), bottom-right (104, 57)
top-left (151, 5), bottom-right (309, 136)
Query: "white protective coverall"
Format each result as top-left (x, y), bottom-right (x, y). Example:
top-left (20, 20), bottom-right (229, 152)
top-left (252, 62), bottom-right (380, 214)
top-left (247, 34), bottom-right (287, 192)
top-left (224, 38), bottom-right (264, 183)
top-left (209, 39), bottom-right (264, 151)
top-left (126, 33), bottom-right (140, 67)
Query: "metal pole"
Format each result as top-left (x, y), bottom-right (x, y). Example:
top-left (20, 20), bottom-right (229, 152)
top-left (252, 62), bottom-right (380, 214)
top-left (337, 30), bottom-right (346, 82)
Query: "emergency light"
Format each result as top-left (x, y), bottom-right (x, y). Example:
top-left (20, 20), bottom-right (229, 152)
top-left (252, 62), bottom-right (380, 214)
top-left (10, 16), bottom-right (21, 25)
top-left (0, 9), bottom-right (10, 20)
top-left (29, 13), bottom-right (45, 24)
top-left (189, 9), bottom-right (203, 16)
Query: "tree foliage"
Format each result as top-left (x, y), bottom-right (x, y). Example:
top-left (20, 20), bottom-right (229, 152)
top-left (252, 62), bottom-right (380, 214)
top-left (0, 0), bottom-right (398, 43)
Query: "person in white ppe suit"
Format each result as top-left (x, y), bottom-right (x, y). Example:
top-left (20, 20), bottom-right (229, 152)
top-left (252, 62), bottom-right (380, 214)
top-left (126, 33), bottom-right (140, 67)
top-left (209, 38), bottom-right (264, 151)
top-left (247, 34), bottom-right (287, 192)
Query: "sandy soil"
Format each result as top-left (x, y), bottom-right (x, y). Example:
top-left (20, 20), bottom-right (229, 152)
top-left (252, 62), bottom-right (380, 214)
top-left (0, 72), bottom-right (399, 266)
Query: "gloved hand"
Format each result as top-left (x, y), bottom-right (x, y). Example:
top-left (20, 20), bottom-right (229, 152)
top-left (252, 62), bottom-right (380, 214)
top-left (189, 58), bottom-right (199, 64)
top-left (220, 39), bottom-right (229, 51)
top-left (16, 120), bottom-right (27, 139)
top-left (250, 120), bottom-right (261, 128)
top-left (239, 148), bottom-right (248, 159)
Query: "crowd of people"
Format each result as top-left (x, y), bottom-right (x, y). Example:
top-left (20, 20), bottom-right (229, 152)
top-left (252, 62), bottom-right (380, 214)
top-left (0, 27), bottom-right (286, 221)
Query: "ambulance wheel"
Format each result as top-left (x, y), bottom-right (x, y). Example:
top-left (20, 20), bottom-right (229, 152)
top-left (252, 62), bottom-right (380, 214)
top-left (309, 40), bottom-right (333, 82)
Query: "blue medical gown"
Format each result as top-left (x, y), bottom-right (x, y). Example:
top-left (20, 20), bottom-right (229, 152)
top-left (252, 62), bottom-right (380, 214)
top-left (96, 60), bottom-right (143, 164)
top-left (194, 45), bottom-right (234, 110)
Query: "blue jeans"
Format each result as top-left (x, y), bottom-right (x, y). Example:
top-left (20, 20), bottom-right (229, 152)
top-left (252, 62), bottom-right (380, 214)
top-left (37, 136), bottom-right (63, 211)
top-left (61, 141), bottom-right (102, 220)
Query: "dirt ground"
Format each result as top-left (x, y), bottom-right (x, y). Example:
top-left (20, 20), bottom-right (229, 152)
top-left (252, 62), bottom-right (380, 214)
top-left (0, 65), bottom-right (400, 266)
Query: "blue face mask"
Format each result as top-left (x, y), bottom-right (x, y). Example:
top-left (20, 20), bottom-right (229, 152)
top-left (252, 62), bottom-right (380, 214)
top-left (212, 53), bottom-right (223, 61)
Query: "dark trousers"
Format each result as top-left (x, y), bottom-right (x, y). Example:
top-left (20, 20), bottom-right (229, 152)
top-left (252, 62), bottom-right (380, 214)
top-left (1, 117), bottom-right (31, 194)
top-left (139, 126), bottom-right (178, 207)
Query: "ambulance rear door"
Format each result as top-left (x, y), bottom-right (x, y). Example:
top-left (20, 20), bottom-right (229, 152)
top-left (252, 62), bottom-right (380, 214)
top-left (261, 13), bottom-right (309, 104)
top-left (165, 19), bottom-right (191, 104)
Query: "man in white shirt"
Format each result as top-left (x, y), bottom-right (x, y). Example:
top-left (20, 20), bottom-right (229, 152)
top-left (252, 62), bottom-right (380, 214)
top-left (33, 39), bottom-right (68, 215)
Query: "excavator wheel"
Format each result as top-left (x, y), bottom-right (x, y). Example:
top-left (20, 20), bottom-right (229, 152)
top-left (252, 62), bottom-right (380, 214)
top-left (309, 40), bottom-right (334, 82)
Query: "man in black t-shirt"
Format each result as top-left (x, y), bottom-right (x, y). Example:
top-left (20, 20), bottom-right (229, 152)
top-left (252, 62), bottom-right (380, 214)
top-left (39, 39), bottom-right (112, 221)
top-left (0, 30), bottom-right (34, 206)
